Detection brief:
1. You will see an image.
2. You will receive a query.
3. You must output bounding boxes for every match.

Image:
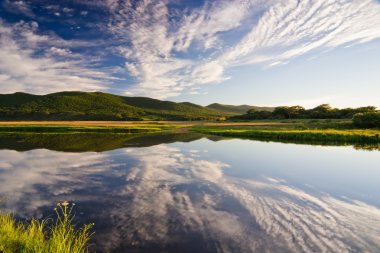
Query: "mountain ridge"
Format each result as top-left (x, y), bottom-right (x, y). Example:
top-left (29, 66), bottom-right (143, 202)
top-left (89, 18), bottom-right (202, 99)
top-left (0, 91), bottom-right (263, 121)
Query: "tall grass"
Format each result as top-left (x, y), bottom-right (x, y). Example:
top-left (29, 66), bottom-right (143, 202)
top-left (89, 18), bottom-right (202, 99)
top-left (0, 202), bottom-right (94, 253)
top-left (193, 127), bottom-right (380, 144)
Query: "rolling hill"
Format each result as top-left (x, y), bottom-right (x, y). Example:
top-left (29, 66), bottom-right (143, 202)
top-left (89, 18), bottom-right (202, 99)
top-left (206, 103), bottom-right (274, 114)
top-left (0, 92), bottom-right (236, 121)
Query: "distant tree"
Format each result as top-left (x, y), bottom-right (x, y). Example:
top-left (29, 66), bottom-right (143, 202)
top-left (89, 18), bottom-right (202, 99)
top-left (310, 104), bottom-right (337, 118)
top-left (312, 104), bottom-right (333, 113)
top-left (273, 106), bottom-right (290, 119)
top-left (244, 109), bottom-right (271, 119)
top-left (355, 106), bottom-right (377, 113)
top-left (353, 112), bottom-right (380, 128)
top-left (247, 108), bottom-right (257, 115)
top-left (288, 106), bottom-right (305, 118)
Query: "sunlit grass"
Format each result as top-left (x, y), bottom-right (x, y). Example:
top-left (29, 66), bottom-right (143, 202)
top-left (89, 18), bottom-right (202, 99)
top-left (193, 127), bottom-right (380, 144)
top-left (0, 121), bottom-right (191, 134)
top-left (0, 201), bottom-right (94, 253)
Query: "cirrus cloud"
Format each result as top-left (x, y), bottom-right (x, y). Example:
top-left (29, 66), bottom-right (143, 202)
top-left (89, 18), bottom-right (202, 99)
top-left (0, 0), bottom-right (379, 98)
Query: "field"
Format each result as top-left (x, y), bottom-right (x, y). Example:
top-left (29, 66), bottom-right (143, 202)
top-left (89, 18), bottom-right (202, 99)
top-left (0, 120), bottom-right (379, 147)
top-left (0, 121), bottom-right (191, 133)
top-left (191, 119), bottom-right (380, 149)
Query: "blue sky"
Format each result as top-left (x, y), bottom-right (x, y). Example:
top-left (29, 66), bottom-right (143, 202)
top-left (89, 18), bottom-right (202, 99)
top-left (0, 0), bottom-right (380, 108)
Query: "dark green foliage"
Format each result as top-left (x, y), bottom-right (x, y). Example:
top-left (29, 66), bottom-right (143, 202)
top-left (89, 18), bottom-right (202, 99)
top-left (353, 112), bottom-right (380, 128)
top-left (232, 104), bottom-right (378, 120)
top-left (238, 109), bottom-right (272, 119)
top-left (206, 103), bottom-right (274, 114)
top-left (0, 92), bottom-right (231, 121)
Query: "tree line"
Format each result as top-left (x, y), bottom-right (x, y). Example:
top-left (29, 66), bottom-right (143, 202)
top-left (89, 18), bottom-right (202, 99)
top-left (232, 104), bottom-right (380, 128)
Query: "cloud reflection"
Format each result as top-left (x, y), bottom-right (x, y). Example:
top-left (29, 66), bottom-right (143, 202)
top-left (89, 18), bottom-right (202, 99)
top-left (0, 145), bottom-right (379, 253)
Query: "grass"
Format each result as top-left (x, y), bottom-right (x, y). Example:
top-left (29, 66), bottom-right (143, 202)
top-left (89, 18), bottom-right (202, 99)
top-left (193, 126), bottom-right (380, 145)
top-left (0, 122), bottom-right (187, 134)
top-left (1, 119), bottom-right (380, 148)
top-left (0, 202), bottom-right (93, 253)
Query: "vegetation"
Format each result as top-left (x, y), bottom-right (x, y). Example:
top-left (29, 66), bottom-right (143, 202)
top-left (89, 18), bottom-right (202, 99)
top-left (193, 127), bottom-right (380, 146)
top-left (0, 92), bottom-right (234, 121)
top-left (0, 122), bottom-right (186, 134)
top-left (233, 104), bottom-right (378, 121)
top-left (0, 202), bottom-right (93, 253)
top-left (206, 103), bottom-right (273, 114)
top-left (353, 112), bottom-right (380, 128)
top-left (0, 126), bottom-right (162, 133)
top-left (192, 119), bottom-right (380, 148)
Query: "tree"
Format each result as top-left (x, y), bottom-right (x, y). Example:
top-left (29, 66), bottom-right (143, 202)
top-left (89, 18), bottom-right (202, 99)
top-left (288, 106), bottom-right (305, 118)
top-left (310, 104), bottom-right (337, 118)
top-left (273, 106), bottom-right (290, 119)
top-left (353, 112), bottom-right (380, 128)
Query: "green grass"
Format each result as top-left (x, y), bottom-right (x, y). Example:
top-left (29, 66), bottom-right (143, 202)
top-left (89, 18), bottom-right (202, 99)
top-left (0, 202), bottom-right (93, 253)
top-left (0, 125), bottom-right (174, 134)
top-left (193, 127), bottom-right (380, 145)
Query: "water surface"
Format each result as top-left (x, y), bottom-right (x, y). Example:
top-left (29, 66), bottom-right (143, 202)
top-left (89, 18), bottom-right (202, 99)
top-left (0, 133), bottom-right (379, 253)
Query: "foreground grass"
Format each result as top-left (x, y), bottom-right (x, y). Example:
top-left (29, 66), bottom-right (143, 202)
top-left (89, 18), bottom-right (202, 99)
top-left (0, 202), bottom-right (93, 253)
top-left (193, 127), bottom-right (380, 145)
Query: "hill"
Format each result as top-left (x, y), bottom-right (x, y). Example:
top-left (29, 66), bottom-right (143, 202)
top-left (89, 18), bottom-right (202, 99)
top-left (0, 92), bottom-right (234, 121)
top-left (206, 103), bottom-right (274, 114)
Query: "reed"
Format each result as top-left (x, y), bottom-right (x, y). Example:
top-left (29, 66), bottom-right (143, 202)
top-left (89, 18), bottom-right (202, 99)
top-left (0, 202), bottom-right (94, 253)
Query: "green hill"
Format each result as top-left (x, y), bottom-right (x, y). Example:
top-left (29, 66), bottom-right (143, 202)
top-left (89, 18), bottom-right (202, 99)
top-left (0, 92), bottom-right (233, 121)
top-left (206, 103), bottom-right (274, 114)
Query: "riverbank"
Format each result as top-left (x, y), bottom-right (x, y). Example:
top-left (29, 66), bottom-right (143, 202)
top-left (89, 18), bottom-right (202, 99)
top-left (193, 127), bottom-right (380, 143)
top-left (0, 121), bottom-right (189, 133)
top-left (0, 120), bottom-right (379, 146)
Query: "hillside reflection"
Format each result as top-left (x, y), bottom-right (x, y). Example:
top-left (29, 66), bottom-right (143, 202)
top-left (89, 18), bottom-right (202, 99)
top-left (0, 141), bottom-right (380, 252)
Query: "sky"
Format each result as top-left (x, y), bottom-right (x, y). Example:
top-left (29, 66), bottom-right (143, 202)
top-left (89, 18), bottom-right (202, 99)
top-left (0, 0), bottom-right (380, 108)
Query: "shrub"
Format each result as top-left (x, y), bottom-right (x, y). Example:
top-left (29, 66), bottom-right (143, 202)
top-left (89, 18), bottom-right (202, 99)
top-left (353, 112), bottom-right (380, 128)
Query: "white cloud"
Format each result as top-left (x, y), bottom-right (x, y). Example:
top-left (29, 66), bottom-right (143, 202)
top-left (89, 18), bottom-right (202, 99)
top-left (107, 0), bottom-right (380, 98)
top-left (216, 0), bottom-right (380, 75)
top-left (0, 19), bottom-right (114, 94)
top-left (1, 0), bottom-right (380, 97)
top-left (48, 47), bottom-right (72, 57)
top-left (107, 0), bottom-right (254, 98)
top-left (3, 0), bottom-right (35, 18)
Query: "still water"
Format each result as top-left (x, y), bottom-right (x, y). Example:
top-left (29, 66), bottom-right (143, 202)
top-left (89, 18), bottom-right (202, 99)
top-left (0, 133), bottom-right (379, 253)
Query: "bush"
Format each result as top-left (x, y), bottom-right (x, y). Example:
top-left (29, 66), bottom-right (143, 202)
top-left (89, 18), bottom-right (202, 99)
top-left (353, 112), bottom-right (380, 128)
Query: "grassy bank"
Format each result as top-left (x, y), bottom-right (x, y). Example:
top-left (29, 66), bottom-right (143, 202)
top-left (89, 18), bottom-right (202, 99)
top-left (0, 123), bottom-right (186, 134)
top-left (193, 127), bottom-right (380, 145)
top-left (0, 202), bottom-right (93, 253)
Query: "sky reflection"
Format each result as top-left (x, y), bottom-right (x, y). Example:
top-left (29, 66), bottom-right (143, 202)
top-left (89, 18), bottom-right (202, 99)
top-left (0, 139), bottom-right (380, 253)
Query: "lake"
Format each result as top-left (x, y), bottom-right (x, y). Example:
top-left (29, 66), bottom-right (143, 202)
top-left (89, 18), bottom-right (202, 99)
top-left (0, 133), bottom-right (379, 253)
